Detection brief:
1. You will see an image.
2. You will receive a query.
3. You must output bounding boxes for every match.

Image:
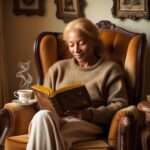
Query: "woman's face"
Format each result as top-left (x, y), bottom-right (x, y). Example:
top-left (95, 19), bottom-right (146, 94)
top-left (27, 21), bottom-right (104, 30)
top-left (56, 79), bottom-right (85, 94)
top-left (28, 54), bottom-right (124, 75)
top-left (66, 29), bottom-right (96, 63)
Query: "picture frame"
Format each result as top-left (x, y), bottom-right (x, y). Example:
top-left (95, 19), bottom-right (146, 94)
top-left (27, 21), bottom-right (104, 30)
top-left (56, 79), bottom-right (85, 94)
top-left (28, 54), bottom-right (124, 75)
top-left (55, 0), bottom-right (85, 22)
top-left (112, 0), bottom-right (150, 20)
top-left (13, 0), bottom-right (45, 16)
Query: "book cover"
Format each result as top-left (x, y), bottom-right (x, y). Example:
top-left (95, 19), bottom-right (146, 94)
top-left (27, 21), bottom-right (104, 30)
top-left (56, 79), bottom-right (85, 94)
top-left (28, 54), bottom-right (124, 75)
top-left (31, 82), bottom-right (92, 116)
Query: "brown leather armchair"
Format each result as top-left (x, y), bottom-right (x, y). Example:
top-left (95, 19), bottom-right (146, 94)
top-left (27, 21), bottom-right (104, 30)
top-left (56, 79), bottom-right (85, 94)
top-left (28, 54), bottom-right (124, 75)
top-left (0, 20), bottom-right (147, 150)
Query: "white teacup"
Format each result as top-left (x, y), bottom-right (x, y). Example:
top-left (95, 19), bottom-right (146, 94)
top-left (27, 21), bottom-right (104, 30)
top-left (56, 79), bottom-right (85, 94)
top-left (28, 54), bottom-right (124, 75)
top-left (14, 89), bottom-right (33, 103)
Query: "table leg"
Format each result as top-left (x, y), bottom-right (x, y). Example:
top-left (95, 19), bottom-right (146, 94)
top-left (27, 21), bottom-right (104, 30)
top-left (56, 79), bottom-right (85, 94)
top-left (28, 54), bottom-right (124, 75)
top-left (141, 123), bottom-right (150, 150)
top-left (0, 144), bottom-right (4, 150)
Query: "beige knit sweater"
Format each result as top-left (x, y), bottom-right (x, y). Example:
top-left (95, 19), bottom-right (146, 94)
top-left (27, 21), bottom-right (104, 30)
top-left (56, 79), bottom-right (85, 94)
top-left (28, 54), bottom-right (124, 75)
top-left (43, 58), bottom-right (128, 125)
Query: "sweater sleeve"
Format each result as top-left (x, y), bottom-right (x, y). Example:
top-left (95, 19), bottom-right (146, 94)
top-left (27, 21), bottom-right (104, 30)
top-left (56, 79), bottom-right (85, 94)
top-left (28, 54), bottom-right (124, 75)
top-left (35, 65), bottom-right (57, 110)
top-left (43, 65), bottom-right (58, 91)
top-left (89, 64), bottom-right (128, 125)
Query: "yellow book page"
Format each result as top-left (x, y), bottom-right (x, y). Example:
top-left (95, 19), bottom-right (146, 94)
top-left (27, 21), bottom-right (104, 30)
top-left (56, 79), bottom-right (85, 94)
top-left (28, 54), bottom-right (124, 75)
top-left (55, 82), bottom-right (84, 95)
top-left (31, 84), bottom-right (53, 96)
top-left (31, 82), bottom-right (84, 97)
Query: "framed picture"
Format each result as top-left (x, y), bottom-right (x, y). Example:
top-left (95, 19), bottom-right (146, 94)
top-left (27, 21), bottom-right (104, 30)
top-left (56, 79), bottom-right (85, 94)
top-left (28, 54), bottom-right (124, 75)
top-left (13, 0), bottom-right (45, 16)
top-left (55, 0), bottom-right (85, 22)
top-left (112, 0), bottom-right (150, 20)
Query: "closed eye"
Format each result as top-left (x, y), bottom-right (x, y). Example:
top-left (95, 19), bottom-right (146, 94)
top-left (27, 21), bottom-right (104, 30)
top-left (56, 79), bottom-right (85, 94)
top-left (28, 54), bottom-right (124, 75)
top-left (79, 40), bottom-right (86, 45)
top-left (67, 40), bottom-right (86, 48)
top-left (68, 42), bottom-right (74, 48)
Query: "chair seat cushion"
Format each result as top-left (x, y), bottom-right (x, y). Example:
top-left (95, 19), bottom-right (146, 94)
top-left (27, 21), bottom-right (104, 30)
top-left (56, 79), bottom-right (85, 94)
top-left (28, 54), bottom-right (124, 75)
top-left (5, 135), bottom-right (28, 150)
top-left (5, 134), bottom-right (111, 150)
top-left (71, 139), bottom-right (111, 150)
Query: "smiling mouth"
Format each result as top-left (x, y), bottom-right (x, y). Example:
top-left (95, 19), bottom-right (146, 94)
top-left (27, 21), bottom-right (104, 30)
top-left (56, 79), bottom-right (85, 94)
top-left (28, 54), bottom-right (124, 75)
top-left (75, 55), bottom-right (83, 59)
top-left (75, 53), bottom-right (84, 57)
top-left (75, 55), bottom-right (81, 57)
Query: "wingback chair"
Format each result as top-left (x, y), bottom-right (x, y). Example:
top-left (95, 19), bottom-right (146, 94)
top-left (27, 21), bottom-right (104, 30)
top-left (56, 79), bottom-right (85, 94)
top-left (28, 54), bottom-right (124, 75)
top-left (0, 20), bottom-right (147, 150)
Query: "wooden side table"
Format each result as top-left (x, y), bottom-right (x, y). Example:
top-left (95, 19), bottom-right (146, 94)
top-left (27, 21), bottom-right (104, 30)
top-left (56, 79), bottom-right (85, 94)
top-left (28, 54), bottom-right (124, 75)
top-left (137, 101), bottom-right (150, 150)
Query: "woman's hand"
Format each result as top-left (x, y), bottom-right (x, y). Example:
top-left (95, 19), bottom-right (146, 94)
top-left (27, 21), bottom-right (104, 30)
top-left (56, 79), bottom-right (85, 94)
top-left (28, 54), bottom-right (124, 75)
top-left (65, 109), bottom-right (93, 122)
top-left (35, 91), bottom-right (56, 113)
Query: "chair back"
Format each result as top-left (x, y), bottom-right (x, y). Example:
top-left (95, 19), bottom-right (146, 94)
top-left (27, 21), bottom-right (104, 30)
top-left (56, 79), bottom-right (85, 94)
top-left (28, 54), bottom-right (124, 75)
top-left (34, 20), bottom-right (147, 105)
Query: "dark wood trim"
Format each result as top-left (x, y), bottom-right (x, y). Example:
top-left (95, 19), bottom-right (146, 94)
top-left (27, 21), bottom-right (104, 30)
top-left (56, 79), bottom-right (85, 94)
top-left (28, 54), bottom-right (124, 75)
top-left (96, 20), bottom-right (139, 36)
top-left (137, 101), bottom-right (150, 150)
top-left (34, 32), bottom-right (62, 85)
top-left (0, 109), bottom-right (12, 145)
top-left (118, 114), bottom-right (138, 150)
top-left (0, 145), bottom-right (4, 150)
top-left (136, 34), bottom-right (147, 103)
top-left (141, 124), bottom-right (150, 150)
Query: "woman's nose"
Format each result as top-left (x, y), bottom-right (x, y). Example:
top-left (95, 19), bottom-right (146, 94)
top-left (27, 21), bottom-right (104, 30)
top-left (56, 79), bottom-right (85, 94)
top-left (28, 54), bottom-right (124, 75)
top-left (74, 44), bottom-right (80, 53)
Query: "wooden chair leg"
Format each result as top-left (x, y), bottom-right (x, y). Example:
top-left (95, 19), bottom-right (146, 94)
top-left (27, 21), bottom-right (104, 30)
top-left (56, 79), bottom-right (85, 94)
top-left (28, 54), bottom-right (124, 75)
top-left (0, 144), bottom-right (4, 150)
top-left (0, 109), bottom-right (12, 146)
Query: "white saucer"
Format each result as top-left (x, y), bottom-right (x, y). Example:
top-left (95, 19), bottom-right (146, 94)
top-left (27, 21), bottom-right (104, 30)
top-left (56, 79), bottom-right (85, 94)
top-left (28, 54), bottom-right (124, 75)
top-left (13, 99), bottom-right (37, 105)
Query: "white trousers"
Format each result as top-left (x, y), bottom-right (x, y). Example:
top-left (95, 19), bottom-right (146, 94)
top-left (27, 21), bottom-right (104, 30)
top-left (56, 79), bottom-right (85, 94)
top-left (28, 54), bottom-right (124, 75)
top-left (26, 110), bottom-right (103, 150)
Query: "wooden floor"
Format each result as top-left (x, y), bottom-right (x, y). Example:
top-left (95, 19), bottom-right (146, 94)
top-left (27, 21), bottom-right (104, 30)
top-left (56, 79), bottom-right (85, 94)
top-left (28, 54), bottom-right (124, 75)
top-left (0, 145), bottom-right (4, 150)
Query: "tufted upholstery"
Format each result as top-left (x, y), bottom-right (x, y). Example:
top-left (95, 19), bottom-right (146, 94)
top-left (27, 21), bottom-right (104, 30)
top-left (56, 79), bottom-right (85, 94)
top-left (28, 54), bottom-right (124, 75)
top-left (0, 20), bottom-right (147, 150)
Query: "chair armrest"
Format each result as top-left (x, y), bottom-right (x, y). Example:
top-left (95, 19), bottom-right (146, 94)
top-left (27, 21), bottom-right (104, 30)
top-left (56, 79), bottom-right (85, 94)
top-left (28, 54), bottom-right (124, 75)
top-left (0, 102), bottom-right (37, 144)
top-left (4, 102), bottom-right (37, 135)
top-left (108, 105), bottom-right (140, 150)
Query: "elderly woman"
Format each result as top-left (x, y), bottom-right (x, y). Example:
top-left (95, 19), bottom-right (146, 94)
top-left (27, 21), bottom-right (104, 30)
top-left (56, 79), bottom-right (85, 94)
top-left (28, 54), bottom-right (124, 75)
top-left (26, 18), bottom-right (128, 150)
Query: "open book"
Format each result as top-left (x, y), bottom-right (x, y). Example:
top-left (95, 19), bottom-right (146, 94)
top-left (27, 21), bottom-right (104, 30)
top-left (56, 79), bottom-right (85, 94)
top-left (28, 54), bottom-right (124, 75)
top-left (31, 82), bottom-right (92, 116)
